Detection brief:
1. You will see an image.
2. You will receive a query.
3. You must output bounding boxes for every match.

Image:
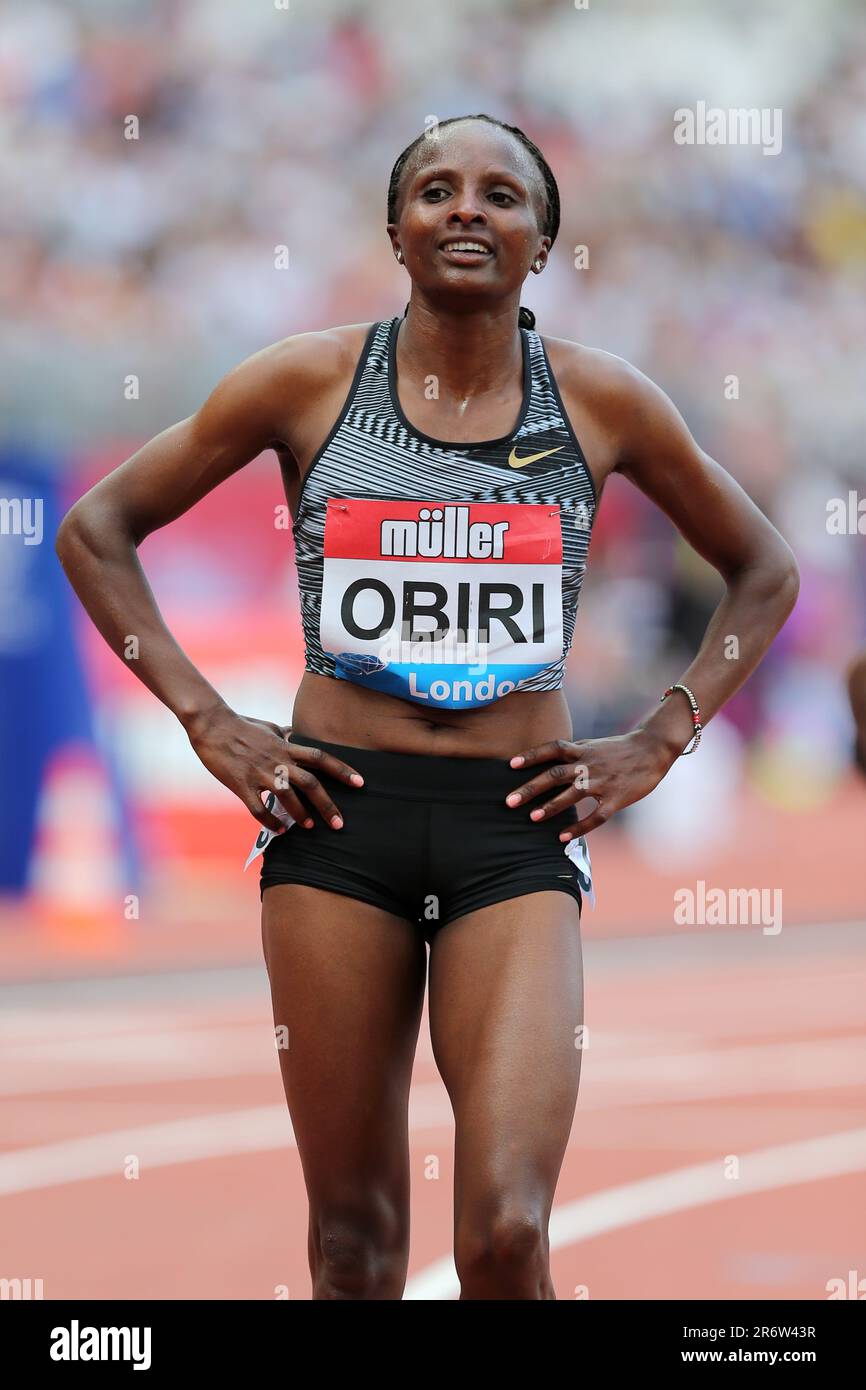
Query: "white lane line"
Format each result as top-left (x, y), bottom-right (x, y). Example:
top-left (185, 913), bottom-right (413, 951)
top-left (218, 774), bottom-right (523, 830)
top-left (3, 1033), bottom-right (863, 1103)
top-left (0, 1025), bottom-right (280, 1095)
top-left (583, 1036), bottom-right (866, 1103)
top-left (0, 1005), bottom-right (260, 1042)
top-left (403, 1126), bottom-right (866, 1300)
top-left (0, 1108), bottom-right (293, 1196)
top-left (0, 1085), bottom-right (453, 1196)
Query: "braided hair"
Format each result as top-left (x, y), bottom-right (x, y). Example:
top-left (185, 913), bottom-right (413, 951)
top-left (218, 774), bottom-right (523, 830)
top-left (387, 114), bottom-right (560, 331)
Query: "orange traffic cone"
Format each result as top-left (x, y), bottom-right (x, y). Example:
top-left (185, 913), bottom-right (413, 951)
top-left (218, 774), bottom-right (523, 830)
top-left (29, 743), bottom-right (127, 955)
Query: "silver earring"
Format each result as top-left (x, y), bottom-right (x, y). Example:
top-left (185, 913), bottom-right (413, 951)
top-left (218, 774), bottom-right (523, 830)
top-left (395, 248), bottom-right (404, 264)
top-left (534, 258), bottom-right (543, 272)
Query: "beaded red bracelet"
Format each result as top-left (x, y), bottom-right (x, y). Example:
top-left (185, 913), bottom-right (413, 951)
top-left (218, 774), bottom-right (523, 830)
top-left (660, 682), bottom-right (702, 755)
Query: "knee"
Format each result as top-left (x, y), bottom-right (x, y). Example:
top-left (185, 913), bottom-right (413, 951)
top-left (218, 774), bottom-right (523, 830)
top-left (312, 1201), bottom-right (407, 1300)
top-left (455, 1203), bottom-right (548, 1296)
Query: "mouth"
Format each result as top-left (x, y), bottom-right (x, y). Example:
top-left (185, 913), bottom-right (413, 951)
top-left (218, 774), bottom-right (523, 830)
top-left (438, 239), bottom-right (494, 265)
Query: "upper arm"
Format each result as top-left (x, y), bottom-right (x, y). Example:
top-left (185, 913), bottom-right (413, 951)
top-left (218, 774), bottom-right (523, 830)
top-left (57, 330), bottom-right (354, 547)
top-left (607, 356), bottom-right (796, 581)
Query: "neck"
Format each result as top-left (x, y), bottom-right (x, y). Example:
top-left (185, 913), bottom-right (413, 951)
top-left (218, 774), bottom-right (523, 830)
top-left (397, 292), bottom-right (524, 398)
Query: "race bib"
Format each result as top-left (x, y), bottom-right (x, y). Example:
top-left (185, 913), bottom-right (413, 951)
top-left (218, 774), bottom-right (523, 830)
top-left (243, 791), bottom-right (293, 870)
top-left (319, 498), bottom-right (564, 709)
top-left (564, 833), bottom-right (596, 908)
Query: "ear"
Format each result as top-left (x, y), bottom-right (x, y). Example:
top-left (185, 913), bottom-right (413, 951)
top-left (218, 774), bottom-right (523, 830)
top-left (533, 234), bottom-right (552, 269)
top-left (386, 225), bottom-right (403, 263)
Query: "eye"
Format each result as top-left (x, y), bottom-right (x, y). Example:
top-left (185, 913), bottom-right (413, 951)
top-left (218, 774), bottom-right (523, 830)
top-left (421, 185), bottom-right (450, 202)
top-left (488, 190), bottom-right (516, 206)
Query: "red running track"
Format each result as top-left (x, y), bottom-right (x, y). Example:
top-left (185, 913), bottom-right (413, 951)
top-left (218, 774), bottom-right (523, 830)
top-left (2, 915), bottom-right (864, 1300)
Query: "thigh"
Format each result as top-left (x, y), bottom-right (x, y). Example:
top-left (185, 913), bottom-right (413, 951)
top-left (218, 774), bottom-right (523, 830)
top-left (262, 884), bottom-right (428, 1201)
top-left (428, 891), bottom-right (583, 1218)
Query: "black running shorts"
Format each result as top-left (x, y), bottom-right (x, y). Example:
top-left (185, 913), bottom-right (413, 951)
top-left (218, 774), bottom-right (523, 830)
top-left (259, 734), bottom-right (586, 943)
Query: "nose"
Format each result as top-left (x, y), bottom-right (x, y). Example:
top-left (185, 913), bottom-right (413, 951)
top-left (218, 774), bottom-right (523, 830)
top-left (447, 199), bottom-right (487, 227)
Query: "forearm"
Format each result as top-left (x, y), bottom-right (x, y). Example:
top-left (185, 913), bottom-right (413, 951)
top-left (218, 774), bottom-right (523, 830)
top-left (635, 551), bottom-right (800, 765)
top-left (55, 506), bottom-right (229, 732)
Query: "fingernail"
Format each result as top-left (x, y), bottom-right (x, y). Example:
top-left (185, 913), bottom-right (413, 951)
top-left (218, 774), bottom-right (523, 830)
top-left (350, 774), bottom-right (364, 785)
top-left (304, 818), bottom-right (314, 828)
top-left (330, 815), bottom-right (343, 829)
top-left (506, 792), bottom-right (521, 805)
top-left (530, 809), bottom-right (544, 820)
top-left (559, 832), bottom-right (572, 842)
top-left (510, 756), bottom-right (524, 767)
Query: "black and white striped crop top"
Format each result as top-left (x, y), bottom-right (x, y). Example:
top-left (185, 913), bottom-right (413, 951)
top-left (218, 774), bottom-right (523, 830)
top-left (291, 314), bottom-right (597, 710)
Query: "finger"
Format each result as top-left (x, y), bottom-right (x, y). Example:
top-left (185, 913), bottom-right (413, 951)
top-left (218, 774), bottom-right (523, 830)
top-left (508, 738), bottom-right (573, 770)
top-left (286, 765), bottom-right (345, 829)
top-left (288, 742), bottom-right (364, 787)
top-left (505, 762), bottom-right (582, 806)
top-left (557, 806), bottom-right (582, 842)
top-left (259, 758), bottom-right (315, 829)
top-left (566, 807), bottom-right (606, 837)
top-left (530, 791), bottom-right (602, 825)
top-left (269, 784), bottom-right (315, 829)
top-left (559, 799), bottom-right (606, 838)
top-left (243, 791), bottom-right (285, 834)
top-left (526, 786), bottom-right (584, 822)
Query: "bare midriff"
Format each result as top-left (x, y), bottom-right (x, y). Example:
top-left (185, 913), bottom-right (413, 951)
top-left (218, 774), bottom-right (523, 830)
top-left (290, 671), bottom-right (573, 759)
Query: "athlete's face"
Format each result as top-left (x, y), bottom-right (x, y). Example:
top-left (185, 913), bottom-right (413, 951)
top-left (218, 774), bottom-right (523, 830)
top-left (388, 123), bottom-right (551, 305)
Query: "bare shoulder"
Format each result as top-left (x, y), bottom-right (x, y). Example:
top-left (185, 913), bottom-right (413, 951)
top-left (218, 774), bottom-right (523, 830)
top-left (541, 334), bottom-right (665, 420)
top-left (540, 334), bottom-right (692, 476)
top-left (196, 322), bottom-right (376, 462)
top-left (272, 321), bottom-right (376, 375)
top-left (243, 322), bottom-right (376, 406)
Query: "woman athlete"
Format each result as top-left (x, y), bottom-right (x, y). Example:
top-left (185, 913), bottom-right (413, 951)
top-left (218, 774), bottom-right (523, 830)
top-left (56, 114), bottom-right (799, 1300)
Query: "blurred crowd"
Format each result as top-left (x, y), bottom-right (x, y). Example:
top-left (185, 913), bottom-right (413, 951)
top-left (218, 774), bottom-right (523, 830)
top-left (3, 0), bottom-right (865, 804)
